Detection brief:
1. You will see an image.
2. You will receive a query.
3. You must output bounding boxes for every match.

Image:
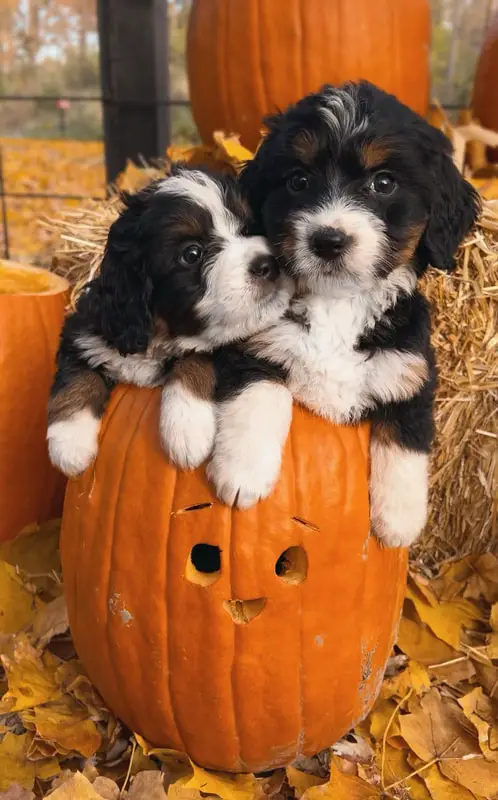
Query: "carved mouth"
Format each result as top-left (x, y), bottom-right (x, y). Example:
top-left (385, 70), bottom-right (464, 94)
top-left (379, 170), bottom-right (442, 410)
top-left (223, 598), bottom-right (267, 624)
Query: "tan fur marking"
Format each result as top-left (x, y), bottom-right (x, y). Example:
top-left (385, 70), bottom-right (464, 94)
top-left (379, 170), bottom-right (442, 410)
top-left (48, 372), bottom-right (109, 423)
top-left (172, 356), bottom-right (215, 401)
top-left (292, 130), bottom-right (320, 163)
top-left (397, 223), bottom-right (426, 265)
top-left (362, 141), bottom-right (391, 169)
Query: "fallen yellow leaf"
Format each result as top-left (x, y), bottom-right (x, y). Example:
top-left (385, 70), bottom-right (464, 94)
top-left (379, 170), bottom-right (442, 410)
top-left (0, 562), bottom-right (41, 635)
top-left (22, 699), bottom-right (101, 757)
top-left (0, 520), bottom-right (61, 597)
top-left (380, 660), bottom-right (431, 701)
top-left (406, 586), bottom-right (482, 650)
top-left (48, 771), bottom-right (103, 799)
top-left (126, 771), bottom-right (167, 799)
top-left (458, 687), bottom-right (498, 762)
top-left (379, 745), bottom-right (430, 799)
top-left (0, 733), bottom-right (35, 792)
top-left (286, 766), bottom-right (327, 799)
top-left (302, 759), bottom-right (380, 799)
top-left (421, 763), bottom-right (480, 800)
top-left (397, 617), bottom-right (457, 666)
top-left (184, 761), bottom-right (260, 800)
top-left (0, 651), bottom-right (61, 712)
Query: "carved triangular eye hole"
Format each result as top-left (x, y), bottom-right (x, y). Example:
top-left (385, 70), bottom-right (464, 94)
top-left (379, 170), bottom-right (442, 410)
top-left (186, 543), bottom-right (221, 586)
top-left (275, 546), bottom-right (308, 584)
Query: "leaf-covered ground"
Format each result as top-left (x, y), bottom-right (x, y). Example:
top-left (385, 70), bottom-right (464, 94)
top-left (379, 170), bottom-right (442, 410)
top-left (1, 522), bottom-right (498, 799)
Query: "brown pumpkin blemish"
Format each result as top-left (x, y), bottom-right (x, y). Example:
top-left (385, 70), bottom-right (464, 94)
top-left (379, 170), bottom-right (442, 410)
top-left (223, 598), bottom-right (267, 624)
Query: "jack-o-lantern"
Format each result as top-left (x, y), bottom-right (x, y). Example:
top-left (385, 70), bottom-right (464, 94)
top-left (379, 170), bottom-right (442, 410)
top-left (61, 385), bottom-right (407, 773)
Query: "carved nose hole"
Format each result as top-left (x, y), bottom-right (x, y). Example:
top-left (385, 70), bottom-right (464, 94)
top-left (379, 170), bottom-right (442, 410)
top-left (223, 598), bottom-right (267, 624)
top-left (275, 546), bottom-right (308, 584)
top-left (186, 543), bottom-right (221, 586)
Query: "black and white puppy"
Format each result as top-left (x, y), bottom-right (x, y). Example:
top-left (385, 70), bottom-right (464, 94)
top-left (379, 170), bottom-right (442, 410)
top-left (202, 82), bottom-right (479, 547)
top-left (47, 166), bottom-right (292, 477)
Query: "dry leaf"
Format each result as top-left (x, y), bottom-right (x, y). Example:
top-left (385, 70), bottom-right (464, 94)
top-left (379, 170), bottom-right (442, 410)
top-left (91, 777), bottom-right (120, 800)
top-left (286, 767), bottom-right (327, 799)
top-left (301, 758), bottom-right (380, 799)
top-left (22, 699), bottom-right (101, 757)
top-left (0, 562), bottom-right (41, 635)
top-left (0, 651), bottom-right (61, 712)
top-left (0, 786), bottom-right (35, 800)
top-left (421, 763), bottom-right (479, 800)
top-left (125, 772), bottom-right (167, 799)
top-left (458, 687), bottom-right (498, 762)
top-left (405, 586), bottom-right (482, 650)
top-left (397, 617), bottom-right (457, 665)
top-left (380, 660), bottom-right (431, 701)
top-left (0, 733), bottom-right (35, 792)
top-left (379, 745), bottom-right (430, 799)
top-left (30, 595), bottom-right (68, 648)
top-left (399, 688), bottom-right (478, 762)
top-left (0, 520), bottom-right (62, 597)
top-left (166, 788), bottom-right (204, 800)
top-left (48, 771), bottom-right (103, 799)
top-left (184, 762), bottom-right (260, 800)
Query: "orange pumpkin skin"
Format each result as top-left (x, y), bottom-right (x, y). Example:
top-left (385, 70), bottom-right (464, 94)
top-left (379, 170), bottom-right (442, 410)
top-left (187, 0), bottom-right (430, 151)
top-left (61, 385), bottom-right (407, 773)
top-left (0, 262), bottom-right (68, 542)
top-left (472, 15), bottom-right (498, 161)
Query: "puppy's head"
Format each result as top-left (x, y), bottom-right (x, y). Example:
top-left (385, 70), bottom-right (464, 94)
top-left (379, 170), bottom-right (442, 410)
top-left (94, 166), bottom-right (292, 354)
top-left (241, 81), bottom-right (480, 294)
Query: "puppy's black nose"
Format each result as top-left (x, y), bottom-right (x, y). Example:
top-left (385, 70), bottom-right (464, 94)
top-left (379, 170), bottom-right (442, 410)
top-left (310, 227), bottom-right (352, 260)
top-left (249, 254), bottom-right (279, 281)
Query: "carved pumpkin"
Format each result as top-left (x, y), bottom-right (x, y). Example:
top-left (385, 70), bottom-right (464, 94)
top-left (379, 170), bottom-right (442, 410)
top-left (187, 0), bottom-right (430, 150)
top-left (0, 261), bottom-right (68, 542)
top-left (472, 14), bottom-right (498, 162)
top-left (61, 385), bottom-right (407, 772)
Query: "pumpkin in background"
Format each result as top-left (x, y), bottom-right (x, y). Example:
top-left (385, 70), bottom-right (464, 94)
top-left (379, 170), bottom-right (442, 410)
top-left (187, 0), bottom-right (430, 151)
top-left (61, 385), bottom-right (408, 773)
top-left (0, 261), bottom-right (68, 542)
top-left (472, 14), bottom-right (498, 162)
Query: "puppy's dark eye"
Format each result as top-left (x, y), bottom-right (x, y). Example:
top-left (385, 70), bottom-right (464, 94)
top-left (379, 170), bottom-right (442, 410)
top-left (179, 243), bottom-right (204, 266)
top-left (370, 172), bottom-right (397, 196)
top-left (287, 170), bottom-right (309, 194)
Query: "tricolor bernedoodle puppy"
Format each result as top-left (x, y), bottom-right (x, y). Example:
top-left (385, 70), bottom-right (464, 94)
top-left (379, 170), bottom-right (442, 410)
top-left (199, 81), bottom-right (479, 547)
top-left (47, 166), bottom-right (293, 477)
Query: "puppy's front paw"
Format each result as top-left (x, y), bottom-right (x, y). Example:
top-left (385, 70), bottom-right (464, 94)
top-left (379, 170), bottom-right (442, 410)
top-left (370, 449), bottom-right (428, 548)
top-left (47, 410), bottom-right (100, 477)
top-left (206, 447), bottom-right (281, 509)
top-left (160, 385), bottom-right (216, 470)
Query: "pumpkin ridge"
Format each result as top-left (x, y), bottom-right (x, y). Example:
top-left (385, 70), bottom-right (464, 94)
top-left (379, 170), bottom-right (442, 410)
top-left (289, 424), bottom-right (305, 756)
top-left (227, 513), bottom-right (243, 767)
top-left (164, 457), bottom-right (189, 753)
top-left (254, 0), bottom-right (269, 115)
top-left (104, 391), bottom-right (151, 734)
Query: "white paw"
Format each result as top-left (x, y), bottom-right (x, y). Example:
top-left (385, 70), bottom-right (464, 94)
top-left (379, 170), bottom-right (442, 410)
top-left (206, 447), bottom-right (282, 509)
top-left (206, 381), bottom-right (292, 509)
top-left (47, 409), bottom-right (100, 477)
top-left (370, 447), bottom-right (428, 549)
top-left (160, 385), bottom-right (216, 470)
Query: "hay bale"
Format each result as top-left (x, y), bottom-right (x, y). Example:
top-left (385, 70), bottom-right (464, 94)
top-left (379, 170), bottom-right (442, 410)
top-left (43, 156), bottom-right (498, 563)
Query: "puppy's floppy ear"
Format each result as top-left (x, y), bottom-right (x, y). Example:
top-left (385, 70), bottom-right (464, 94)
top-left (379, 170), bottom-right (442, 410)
top-left (95, 190), bottom-right (154, 355)
top-left (421, 146), bottom-right (480, 271)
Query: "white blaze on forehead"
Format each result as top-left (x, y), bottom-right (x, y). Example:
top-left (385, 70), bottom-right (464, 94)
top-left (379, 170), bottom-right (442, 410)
top-left (156, 170), bottom-right (240, 237)
top-left (320, 86), bottom-right (368, 142)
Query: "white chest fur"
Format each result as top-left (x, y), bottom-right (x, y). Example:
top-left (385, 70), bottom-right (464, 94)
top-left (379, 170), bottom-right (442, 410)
top-left (253, 294), bottom-right (377, 423)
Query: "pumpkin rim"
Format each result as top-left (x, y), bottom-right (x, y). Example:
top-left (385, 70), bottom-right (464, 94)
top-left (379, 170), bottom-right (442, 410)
top-left (0, 260), bottom-right (69, 297)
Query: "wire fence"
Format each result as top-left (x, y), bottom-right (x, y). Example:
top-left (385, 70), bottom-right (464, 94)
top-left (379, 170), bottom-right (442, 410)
top-left (0, 94), bottom-right (191, 261)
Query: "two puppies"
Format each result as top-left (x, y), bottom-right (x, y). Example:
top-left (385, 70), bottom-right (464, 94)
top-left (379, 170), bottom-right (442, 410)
top-left (48, 82), bottom-right (479, 547)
